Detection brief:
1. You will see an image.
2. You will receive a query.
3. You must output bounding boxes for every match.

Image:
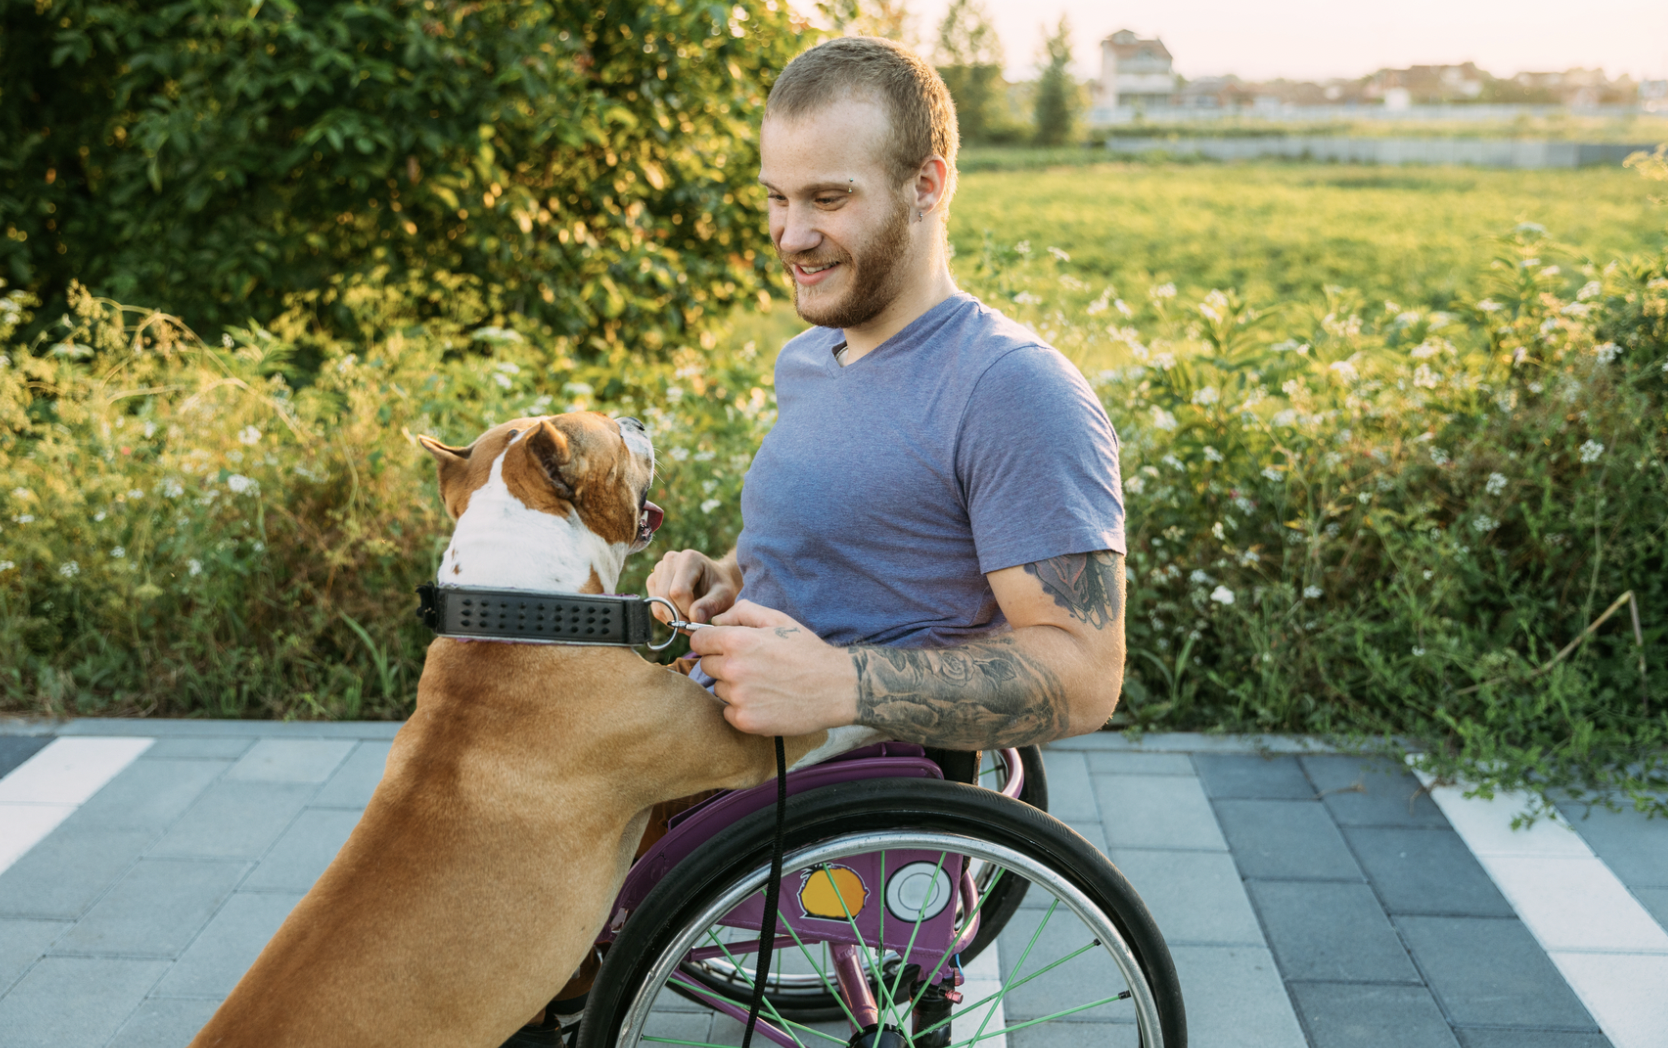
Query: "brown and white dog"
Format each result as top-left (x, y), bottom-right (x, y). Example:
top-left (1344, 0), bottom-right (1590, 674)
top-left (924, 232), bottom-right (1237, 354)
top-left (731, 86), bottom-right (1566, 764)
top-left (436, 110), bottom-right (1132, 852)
top-left (188, 412), bottom-right (876, 1048)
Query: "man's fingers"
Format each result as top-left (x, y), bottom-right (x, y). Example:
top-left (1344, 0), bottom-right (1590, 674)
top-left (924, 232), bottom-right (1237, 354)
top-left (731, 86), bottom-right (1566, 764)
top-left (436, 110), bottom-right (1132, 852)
top-left (711, 600), bottom-right (795, 629)
top-left (689, 589), bottom-right (735, 624)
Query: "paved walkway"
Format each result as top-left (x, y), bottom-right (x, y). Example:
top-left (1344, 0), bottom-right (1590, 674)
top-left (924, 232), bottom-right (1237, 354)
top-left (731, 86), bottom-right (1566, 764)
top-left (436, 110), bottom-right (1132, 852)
top-left (0, 719), bottom-right (1663, 1048)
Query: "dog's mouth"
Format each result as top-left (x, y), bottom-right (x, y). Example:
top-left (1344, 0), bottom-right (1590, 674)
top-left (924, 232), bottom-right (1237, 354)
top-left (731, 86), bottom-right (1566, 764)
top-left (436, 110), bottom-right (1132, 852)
top-left (636, 500), bottom-right (664, 546)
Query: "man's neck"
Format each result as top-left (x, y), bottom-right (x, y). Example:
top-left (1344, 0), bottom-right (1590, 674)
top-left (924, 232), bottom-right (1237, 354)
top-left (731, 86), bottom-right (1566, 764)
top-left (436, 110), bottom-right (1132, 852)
top-left (840, 262), bottom-right (959, 364)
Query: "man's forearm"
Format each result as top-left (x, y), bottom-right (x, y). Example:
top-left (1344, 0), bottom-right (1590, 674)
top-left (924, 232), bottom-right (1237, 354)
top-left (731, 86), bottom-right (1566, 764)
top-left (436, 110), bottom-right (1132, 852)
top-left (849, 633), bottom-right (1071, 749)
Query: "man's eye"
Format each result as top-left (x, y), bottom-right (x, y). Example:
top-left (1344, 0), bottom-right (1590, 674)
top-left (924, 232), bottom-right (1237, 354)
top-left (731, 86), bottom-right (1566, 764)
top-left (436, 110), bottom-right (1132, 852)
top-left (815, 196), bottom-right (841, 206)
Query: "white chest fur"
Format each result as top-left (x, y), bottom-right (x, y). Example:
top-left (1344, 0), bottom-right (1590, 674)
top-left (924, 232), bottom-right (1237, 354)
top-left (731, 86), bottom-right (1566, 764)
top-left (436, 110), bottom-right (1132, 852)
top-left (438, 442), bottom-right (627, 593)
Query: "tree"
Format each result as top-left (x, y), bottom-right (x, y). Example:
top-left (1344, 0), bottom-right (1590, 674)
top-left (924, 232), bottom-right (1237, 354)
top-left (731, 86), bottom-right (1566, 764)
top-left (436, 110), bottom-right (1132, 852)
top-left (1033, 15), bottom-right (1081, 147)
top-left (935, 0), bottom-right (1005, 144)
top-left (818, 0), bottom-right (914, 43)
top-left (0, 0), bottom-right (807, 357)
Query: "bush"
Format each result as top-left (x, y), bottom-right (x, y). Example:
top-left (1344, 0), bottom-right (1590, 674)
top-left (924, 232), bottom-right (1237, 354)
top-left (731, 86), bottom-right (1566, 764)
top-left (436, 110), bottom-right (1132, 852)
top-left (957, 218), bottom-right (1667, 817)
top-left (0, 278), bottom-right (773, 718)
top-left (1, 0), bottom-right (801, 353)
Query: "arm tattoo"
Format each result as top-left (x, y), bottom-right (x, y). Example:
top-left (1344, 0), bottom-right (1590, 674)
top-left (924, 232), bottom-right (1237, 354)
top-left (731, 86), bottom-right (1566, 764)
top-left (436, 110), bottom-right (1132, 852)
top-left (1023, 551), bottom-right (1124, 629)
top-left (851, 636), bottom-right (1069, 749)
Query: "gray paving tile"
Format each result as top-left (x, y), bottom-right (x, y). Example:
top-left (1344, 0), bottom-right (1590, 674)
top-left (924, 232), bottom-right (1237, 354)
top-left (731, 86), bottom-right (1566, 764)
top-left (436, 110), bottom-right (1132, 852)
top-left (1194, 754), bottom-right (1317, 799)
top-left (1106, 847), bottom-right (1262, 945)
top-left (54, 859), bottom-right (247, 957)
top-left (1169, 944), bottom-right (1307, 1048)
top-left (1039, 750), bottom-right (1099, 822)
top-left (1454, 1028), bottom-right (1612, 1048)
top-left (1082, 750), bottom-right (1195, 775)
top-left (1009, 1021), bottom-right (1139, 1047)
top-left (1289, 982), bottom-right (1460, 1048)
top-left (154, 891), bottom-right (304, 997)
top-left (108, 996), bottom-right (224, 1048)
top-left (309, 741), bottom-right (392, 809)
top-left (0, 735), bottom-right (52, 778)
top-left (1093, 774), bottom-right (1227, 851)
top-left (58, 718), bottom-right (403, 739)
top-left (1394, 916), bottom-right (1600, 1030)
top-left (149, 782), bottom-right (315, 860)
top-left (1047, 732), bottom-right (1335, 754)
top-left (1634, 886), bottom-right (1668, 928)
top-left (1555, 801), bottom-right (1668, 887)
top-left (1301, 754), bottom-right (1448, 828)
top-left (996, 902), bottom-right (1128, 1019)
top-left (1212, 800), bottom-right (1363, 881)
top-left (1247, 881), bottom-right (1420, 982)
top-left (226, 739), bottom-right (355, 784)
top-left (0, 827), bottom-right (155, 919)
top-left (1342, 827), bottom-right (1514, 917)
top-left (243, 809), bottom-right (363, 891)
top-left (0, 955), bottom-right (171, 1048)
top-left (141, 737), bottom-right (254, 760)
top-left (0, 918), bottom-right (67, 992)
top-left (71, 758), bottom-right (228, 830)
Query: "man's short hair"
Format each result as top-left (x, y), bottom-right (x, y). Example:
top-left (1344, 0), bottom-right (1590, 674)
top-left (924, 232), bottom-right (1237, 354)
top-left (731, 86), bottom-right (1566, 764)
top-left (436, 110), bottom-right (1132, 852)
top-left (766, 36), bottom-right (959, 207)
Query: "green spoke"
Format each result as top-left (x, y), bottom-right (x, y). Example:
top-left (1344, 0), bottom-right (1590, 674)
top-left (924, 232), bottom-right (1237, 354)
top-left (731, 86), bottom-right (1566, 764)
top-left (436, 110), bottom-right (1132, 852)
top-left (643, 1037), bottom-right (749, 1047)
top-left (665, 976), bottom-right (846, 1046)
top-left (769, 902), bottom-right (864, 1032)
top-left (902, 863), bottom-right (1009, 1021)
top-left (696, 927), bottom-right (804, 1045)
top-left (909, 940), bottom-right (1106, 1042)
top-left (969, 898), bottom-right (1057, 1047)
top-left (889, 850), bottom-right (958, 1015)
top-left (811, 860), bottom-right (896, 1027)
top-left (944, 993), bottom-right (1134, 1048)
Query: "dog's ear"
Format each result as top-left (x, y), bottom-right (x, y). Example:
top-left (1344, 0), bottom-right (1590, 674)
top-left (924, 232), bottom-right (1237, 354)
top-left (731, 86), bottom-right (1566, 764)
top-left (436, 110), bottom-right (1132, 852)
top-left (526, 419), bottom-right (576, 501)
top-left (417, 434), bottom-right (470, 464)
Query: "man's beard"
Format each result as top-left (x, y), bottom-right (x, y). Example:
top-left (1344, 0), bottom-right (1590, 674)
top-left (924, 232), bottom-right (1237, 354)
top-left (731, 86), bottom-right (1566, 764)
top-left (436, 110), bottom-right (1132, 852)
top-left (782, 198), bottom-right (913, 330)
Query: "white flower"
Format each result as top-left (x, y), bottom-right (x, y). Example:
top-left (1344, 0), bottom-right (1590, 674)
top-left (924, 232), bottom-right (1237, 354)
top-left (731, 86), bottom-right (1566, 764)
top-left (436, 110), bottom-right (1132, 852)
top-left (1594, 342), bottom-right (1621, 364)
top-left (1540, 265), bottom-right (1560, 277)
top-left (1578, 280), bottom-right (1602, 301)
top-left (188, 558), bottom-right (203, 577)
top-left (1472, 515), bottom-right (1500, 532)
top-left (95, 511), bottom-right (107, 522)
top-left (238, 426), bottom-right (262, 445)
top-left (669, 447), bottom-right (690, 461)
top-left (1115, 299), bottom-right (1133, 317)
top-left (1014, 240), bottom-right (1031, 256)
top-left (143, 420), bottom-right (156, 438)
top-left (110, 546), bottom-right (125, 559)
top-left (59, 560), bottom-right (80, 578)
top-left (1149, 283), bottom-right (1176, 300)
top-left (1203, 445), bottom-right (1223, 463)
top-left (1211, 521), bottom-right (1226, 539)
top-left (472, 325), bottom-right (525, 344)
top-left (1151, 408), bottom-right (1178, 431)
top-left (1410, 341), bottom-right (1442, 360)
top-left (1477, 299), bottom-right (1503, 313)
top-left (12, 514), bottom-right (33, 524)
top-left (1261, 467), bottom-right (1283, 482)
top-left (496, 360), bottom-right (521, 374)
top-left (1485, 472), bottom-right (1508, 495)
top-left (127, 489), bottom-right (143, 500)
top-left (226, 474), bottom-right (259, 495)
top-left (1190, 569), bottom-right (1212, 584)
top-left (1578, 440), bottom-right (1604, 463)
top-left (1329, 360), bottom-right (1358, 381)
top-left (10, 487), bottom-right (29, 499)
top-left (1429, 447), bottom-right (1450, 466)
top-left (1232, 495), bottom-right (1254, 514)
top-left (1272, 410), bottom-right (1297, 428)
top-left (1413, 364), bottom-right (1439, 389)
top-left (1151, 352), bottom-right (1176, 370)
top-left (1209, 585), bottom-right (1236, 606)
top-left (1123, 474), bottom-right (1145, 494)
top-left (699, 498), bottom-right (721, 514)
top-left (161, 478), bottom-right (185, 498)
top-left (1047, 246), bottom-right (1070, 262)
top-left (1303, 585), bottom-right (1323, 599)
top-left (1412, 646), bottom-right (1427, 656)
top-left (0, 560), bottom-right (13, 572)
top-left (1191, 386), bottom-right (1219, 406)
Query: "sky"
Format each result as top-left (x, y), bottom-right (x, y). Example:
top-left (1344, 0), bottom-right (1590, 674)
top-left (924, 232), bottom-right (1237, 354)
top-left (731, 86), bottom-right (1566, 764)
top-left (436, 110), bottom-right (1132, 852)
top-left (899, 0), bottom-right (1668, 83)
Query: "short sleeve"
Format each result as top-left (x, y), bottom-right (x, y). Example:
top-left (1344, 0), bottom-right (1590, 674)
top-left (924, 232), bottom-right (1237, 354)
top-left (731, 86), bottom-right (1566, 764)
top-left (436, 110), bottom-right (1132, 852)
top-left (955, 346), bottom-right (1127, 573)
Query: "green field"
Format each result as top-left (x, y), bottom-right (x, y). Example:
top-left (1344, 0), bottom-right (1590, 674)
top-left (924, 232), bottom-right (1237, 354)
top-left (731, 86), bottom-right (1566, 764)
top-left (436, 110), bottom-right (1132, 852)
top-left (947, 161), bottom-right (1664, 310)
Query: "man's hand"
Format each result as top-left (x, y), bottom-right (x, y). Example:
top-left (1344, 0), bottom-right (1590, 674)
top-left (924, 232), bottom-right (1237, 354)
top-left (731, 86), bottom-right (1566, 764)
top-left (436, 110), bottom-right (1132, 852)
top-left (687, 601), bottom-right (857, 736)
top-left (645, 548), bottom-right (742, 625)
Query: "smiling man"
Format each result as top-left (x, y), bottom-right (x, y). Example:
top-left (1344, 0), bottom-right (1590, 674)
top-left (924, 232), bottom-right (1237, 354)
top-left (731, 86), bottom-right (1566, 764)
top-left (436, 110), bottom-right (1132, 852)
top-left (647, 35), bottom-right (1126, 754)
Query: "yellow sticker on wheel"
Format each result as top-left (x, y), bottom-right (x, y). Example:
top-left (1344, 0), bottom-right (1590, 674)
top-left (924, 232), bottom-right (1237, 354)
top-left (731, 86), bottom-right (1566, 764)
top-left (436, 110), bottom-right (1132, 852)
top-left (798, 864), bottom-right (868, 920)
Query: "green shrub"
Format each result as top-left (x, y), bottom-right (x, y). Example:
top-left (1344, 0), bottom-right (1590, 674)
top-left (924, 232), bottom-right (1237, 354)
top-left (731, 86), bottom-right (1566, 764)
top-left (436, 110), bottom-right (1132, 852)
top-left (957, 220), bottom-right (1667, 816)
top-left (1, 0), bottom-right (801, 352)
top-left (0, 278), bottom-right (774, 718)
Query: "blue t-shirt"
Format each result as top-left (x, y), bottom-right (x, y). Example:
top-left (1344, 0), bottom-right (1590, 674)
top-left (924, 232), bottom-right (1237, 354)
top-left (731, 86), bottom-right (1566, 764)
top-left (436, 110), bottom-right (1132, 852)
top-left (732, 291), bottom-right (1125, 650)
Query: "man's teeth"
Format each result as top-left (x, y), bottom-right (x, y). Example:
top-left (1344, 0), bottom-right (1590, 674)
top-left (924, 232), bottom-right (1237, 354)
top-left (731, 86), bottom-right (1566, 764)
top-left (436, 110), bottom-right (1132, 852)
top-left (801, 263), bottom-right (837, 273)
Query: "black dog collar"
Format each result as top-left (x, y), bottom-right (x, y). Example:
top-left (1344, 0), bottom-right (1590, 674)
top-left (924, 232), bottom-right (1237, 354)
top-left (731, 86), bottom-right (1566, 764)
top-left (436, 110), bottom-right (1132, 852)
top-left (415, 583), bottom-right (656, 646)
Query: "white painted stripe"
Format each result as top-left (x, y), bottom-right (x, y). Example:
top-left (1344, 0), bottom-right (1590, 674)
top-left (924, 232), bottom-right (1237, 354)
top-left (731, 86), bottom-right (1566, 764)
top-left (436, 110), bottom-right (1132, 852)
top-left (954, 940), bottom-right (1007, 1048)
top-left (1415, 772), bottom-right (1668, 1048)
top-left (0, 737), bottom-right (153, 876)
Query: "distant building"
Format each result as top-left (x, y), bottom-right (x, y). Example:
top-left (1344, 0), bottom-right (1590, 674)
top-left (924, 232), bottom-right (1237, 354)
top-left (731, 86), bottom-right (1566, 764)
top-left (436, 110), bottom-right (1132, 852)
top-left (1094, 30), bottom-right (1178, 109)
top-left (1364, 63), bottom-right (1485, 105)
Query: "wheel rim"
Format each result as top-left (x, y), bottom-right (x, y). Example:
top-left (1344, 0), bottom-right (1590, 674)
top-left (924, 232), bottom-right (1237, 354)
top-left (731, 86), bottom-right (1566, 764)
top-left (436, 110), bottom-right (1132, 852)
top-left (616, 830), bottom-right (1165, 1048)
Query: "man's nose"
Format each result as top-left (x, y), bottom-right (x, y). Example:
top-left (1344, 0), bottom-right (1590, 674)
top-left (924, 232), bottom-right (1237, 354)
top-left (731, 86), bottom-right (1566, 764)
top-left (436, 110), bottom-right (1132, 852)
top-left (775, 204), bottom-right (823, 256)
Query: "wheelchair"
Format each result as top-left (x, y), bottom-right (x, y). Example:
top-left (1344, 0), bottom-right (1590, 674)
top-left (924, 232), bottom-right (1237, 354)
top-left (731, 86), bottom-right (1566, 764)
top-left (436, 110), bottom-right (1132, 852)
top-left (573, 743), bottom-right (1187, 1048)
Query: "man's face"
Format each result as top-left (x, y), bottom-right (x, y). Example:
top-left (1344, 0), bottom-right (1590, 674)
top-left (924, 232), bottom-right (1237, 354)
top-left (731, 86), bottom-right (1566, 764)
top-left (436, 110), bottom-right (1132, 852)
top-left (759, 98), bottom-right (916, 330)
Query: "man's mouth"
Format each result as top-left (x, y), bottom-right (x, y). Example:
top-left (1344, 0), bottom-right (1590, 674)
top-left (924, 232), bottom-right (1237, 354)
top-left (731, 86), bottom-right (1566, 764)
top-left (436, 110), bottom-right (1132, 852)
top-left (791, 260), bottom-right (843, 285)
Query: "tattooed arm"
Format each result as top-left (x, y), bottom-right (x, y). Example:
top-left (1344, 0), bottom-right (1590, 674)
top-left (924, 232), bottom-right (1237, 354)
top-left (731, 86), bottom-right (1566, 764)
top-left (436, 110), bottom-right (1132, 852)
top-left (689, 551), bottom-right (1126, 749)
top-left (849, 551), bottom-right (1126, 748)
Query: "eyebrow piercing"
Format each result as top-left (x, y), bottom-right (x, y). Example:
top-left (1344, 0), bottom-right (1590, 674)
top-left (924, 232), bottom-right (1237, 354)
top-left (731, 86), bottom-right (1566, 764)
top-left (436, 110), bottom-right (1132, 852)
top-left (848, 179), bottom-right (853, 193)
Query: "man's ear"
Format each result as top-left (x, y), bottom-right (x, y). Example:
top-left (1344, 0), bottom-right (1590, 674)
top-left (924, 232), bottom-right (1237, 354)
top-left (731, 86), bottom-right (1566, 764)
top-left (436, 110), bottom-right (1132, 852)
top-left (526, 419), bottom-right (576, 501)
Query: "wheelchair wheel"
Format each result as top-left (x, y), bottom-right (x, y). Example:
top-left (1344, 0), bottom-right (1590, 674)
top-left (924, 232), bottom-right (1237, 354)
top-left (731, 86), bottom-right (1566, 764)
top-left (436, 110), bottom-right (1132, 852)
top-left (579, 778), bottom-right (1185, 1048)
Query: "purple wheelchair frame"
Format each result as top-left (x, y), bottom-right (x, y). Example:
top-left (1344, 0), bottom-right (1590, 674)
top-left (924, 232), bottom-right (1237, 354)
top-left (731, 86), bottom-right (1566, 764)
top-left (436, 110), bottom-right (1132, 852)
top-left (596, 743), bottom-right (1027, 1046)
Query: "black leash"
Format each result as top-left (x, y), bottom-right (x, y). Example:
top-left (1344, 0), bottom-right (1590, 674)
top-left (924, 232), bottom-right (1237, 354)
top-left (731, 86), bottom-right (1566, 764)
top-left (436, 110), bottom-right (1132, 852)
top-left (741, 735), bottom-right (787, 1048)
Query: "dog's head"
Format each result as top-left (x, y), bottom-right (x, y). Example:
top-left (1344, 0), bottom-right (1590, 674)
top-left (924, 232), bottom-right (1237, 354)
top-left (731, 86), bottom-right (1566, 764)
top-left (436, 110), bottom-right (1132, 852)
top-left (419, 413), bottom-right (663, 593)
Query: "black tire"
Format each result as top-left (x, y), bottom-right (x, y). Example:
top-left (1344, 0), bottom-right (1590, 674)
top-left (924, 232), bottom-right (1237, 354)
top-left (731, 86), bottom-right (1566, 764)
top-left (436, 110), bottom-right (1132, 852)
top-left (579, 778), bottom-right (1185, 1048)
